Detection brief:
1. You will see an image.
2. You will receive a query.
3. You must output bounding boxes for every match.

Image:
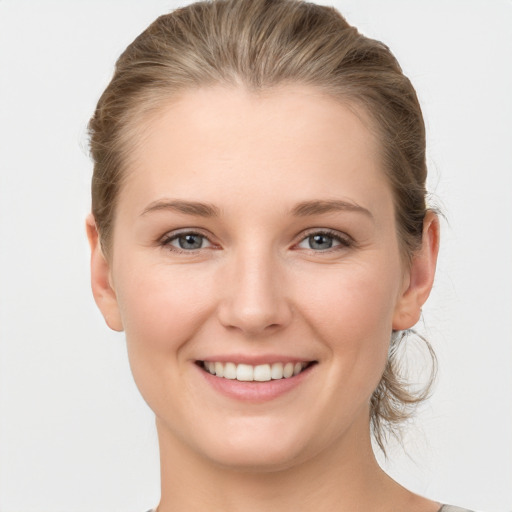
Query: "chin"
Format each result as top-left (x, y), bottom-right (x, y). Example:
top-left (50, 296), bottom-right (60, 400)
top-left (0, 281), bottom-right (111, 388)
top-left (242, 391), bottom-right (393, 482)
top-left (187, 417), bottom-right (317, 473)
top-left (203, 442), bottom-right (308, 474)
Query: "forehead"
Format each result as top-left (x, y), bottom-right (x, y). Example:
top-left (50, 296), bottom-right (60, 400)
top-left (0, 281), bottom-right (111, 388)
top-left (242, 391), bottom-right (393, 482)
top-left (120, 85), bottom-right (392, 218)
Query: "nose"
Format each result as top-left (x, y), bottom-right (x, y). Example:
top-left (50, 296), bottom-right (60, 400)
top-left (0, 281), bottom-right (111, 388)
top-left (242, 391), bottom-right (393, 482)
top-left (216, 248), bottom-right (293, 336)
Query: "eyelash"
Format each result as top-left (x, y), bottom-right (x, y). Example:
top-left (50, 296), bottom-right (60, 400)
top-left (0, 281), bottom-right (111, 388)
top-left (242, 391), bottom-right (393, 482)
top-left (159, 228), bottom-right (353, 254)
top-left (296, 229), bottom-right (353, 252)
top-left (159, 230), bottom-right (215, 254)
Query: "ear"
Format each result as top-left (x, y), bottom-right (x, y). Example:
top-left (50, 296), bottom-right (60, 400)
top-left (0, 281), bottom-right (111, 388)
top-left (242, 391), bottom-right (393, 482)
top-left (86, 214), bottom-right (124, 332)
top-left (392, 211), bottom-right (440, 330)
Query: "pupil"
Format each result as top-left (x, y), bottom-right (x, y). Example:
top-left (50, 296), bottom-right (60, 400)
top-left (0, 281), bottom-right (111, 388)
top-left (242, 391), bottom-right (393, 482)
top-left (179, 234), bottom-right (202, 249)
top-left (310, 234), bottom-right (332, 250)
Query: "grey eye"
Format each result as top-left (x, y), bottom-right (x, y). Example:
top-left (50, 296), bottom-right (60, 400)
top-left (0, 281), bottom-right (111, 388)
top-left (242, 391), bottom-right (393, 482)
top-left (172, 234), bottom-right (208, 250)
top-left (297, 232), bottom-right (347, 251)
top-left (307, 234), bottom-right (334, 250)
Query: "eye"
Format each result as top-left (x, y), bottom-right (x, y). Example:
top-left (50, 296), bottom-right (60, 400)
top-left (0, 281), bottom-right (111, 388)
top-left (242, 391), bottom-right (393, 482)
top-left (162, 232), bottom-right (213, 251)
top-left (297, 230), bottom-right (351, 251)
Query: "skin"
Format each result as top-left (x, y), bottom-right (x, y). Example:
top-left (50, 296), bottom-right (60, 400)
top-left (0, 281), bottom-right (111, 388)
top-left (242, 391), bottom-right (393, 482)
top-left (87, 85), bottom-right (440, 512)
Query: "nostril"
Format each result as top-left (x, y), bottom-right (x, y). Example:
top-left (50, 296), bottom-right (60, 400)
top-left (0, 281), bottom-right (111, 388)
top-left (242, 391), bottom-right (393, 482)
top-left (216, 280), bottom-right (293, 335)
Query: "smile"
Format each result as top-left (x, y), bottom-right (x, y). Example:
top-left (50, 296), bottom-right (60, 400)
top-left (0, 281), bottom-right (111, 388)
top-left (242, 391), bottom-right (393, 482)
top-left (199, 361), bottom-right (314, 382)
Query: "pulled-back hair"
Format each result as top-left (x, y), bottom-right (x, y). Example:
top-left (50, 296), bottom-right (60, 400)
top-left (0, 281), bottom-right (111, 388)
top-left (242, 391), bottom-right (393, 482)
top-left (89, 0), bottom-right (436, 453)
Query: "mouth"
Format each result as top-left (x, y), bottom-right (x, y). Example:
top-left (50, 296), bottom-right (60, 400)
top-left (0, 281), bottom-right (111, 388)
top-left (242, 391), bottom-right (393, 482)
top-left (196, 360), bottom-right (317, 382)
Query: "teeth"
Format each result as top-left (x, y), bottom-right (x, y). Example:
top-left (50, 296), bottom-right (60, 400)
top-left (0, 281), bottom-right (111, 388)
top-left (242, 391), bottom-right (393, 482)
top-left (283, 362), bottom-right (294, 378)
top-left (202, 361), bottom-right (309, 381)
top-left (271, 362), bottom-right (284, 380)
top-left (253, 364), bottom-right (271, 382)
top-left (214, 362), bottom-right (224, 378)
top-left (236, 364), bottom-right (253, 381)
top-left (224, 362), bottom-right (237, 380)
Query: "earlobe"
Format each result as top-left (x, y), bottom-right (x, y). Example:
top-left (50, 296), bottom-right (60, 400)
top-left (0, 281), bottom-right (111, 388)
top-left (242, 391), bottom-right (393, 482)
top-left (86, 214), bottom-right (124, 332)
top-left (392, 211), bottom-right (440, 331)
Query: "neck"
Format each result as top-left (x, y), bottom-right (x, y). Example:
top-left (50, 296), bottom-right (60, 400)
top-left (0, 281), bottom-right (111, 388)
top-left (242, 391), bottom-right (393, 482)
top-left (154, 414), bottom-right (425, 512)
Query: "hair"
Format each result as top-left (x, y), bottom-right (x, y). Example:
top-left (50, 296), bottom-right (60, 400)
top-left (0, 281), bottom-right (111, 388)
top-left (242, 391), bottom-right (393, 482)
top-left (89, 0), bottom-right (436, 453)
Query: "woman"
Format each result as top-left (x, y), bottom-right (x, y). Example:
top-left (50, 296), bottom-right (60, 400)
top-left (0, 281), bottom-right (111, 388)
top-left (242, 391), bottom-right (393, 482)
top-left (86, 1), bottom-right (470, 510)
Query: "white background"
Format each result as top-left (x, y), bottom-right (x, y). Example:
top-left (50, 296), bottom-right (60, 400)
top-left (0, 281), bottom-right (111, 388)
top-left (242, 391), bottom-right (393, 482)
top-left (0, 1), bottom-right (511, 511)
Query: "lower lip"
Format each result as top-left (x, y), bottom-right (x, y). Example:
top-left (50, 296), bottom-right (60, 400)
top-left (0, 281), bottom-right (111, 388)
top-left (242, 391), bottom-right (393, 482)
top-left (196, 363), bottom-right (315, 402)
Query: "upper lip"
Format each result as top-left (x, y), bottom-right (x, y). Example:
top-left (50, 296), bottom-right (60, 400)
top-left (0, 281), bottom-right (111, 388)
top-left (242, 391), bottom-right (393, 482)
top-left (195, 354), bottom-right (316, 365)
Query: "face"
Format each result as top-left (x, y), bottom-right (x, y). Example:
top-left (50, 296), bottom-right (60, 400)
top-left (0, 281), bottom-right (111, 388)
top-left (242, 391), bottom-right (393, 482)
top-left (90, 85), bottom-right (432, 471)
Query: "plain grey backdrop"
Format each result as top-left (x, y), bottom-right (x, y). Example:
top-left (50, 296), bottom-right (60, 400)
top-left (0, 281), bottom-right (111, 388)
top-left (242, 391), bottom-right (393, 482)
top-left (0, 1), bottom-right (511, 511)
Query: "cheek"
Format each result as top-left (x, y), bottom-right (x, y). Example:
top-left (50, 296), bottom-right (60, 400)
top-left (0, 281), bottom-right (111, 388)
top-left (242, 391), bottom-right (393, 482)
top-left (299, 259), bottom-right (399, 330)
top-left (112, 258), bottom-right (219, 416)
top-left (295, 262), bottom-right (400, 381)
top-left (114, 258), bottom-right (216, 359)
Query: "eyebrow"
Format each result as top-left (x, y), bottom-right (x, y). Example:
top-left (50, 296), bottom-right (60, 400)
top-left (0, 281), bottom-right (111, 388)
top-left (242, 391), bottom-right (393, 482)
top-left (291, 199), bottom-right (373, 219)
top-left (140, 198), bottom-right (372, 219)
top-left (140, 199), bottom-right (220, 217)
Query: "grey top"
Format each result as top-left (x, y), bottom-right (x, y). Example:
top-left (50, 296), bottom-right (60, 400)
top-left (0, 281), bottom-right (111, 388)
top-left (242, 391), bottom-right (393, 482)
top-left (440, 506), bottom-right (475, 512)
top-left (146, 506), bottom-right (475, 512)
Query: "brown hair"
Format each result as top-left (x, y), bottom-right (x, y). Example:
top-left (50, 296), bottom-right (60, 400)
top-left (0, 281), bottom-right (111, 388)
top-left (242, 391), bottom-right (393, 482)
top-left (89, 0), bottom-right (436, 452)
